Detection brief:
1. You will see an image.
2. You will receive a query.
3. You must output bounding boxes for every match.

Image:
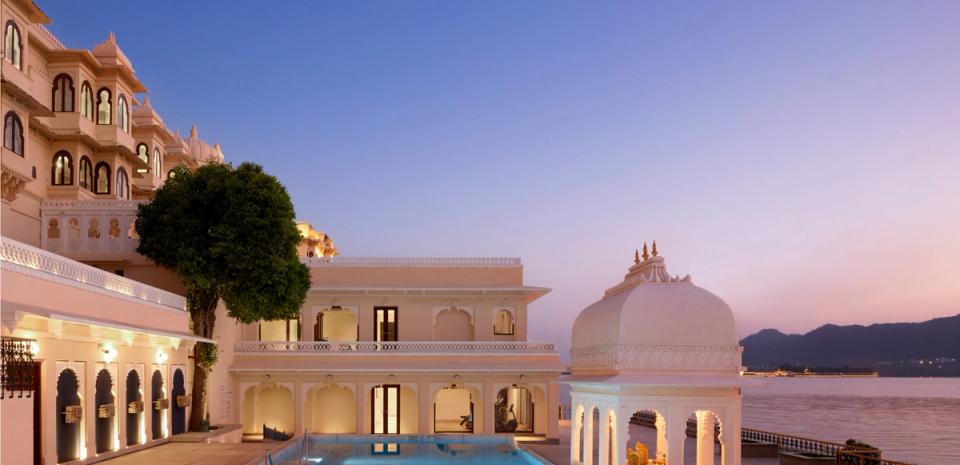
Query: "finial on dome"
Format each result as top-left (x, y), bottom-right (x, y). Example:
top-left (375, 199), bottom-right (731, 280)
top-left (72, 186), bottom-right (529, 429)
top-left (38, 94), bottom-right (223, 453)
top-left (652, 241), bottom-right (658, 257)
top-left (642, 242), bottom-right (649, 261)
top-left (143, 95), bottom-right (150, 106)
top-left (107, 31), bottom-right (116, 44)
top-left (190, 125), bottom-right (198, 139)
top-left (634, 249), bottom-right (640, 264)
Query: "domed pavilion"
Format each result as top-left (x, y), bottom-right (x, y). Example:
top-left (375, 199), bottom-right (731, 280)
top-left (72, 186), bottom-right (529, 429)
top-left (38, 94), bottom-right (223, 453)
top-left (566, 243), bottom-right (743, 465)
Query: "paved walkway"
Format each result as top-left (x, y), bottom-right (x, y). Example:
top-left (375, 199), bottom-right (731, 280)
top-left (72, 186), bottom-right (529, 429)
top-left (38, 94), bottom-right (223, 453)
top-left (525, 421), bottom-right (777, 465)
top-left (95, 442), bottom-right (280, 465)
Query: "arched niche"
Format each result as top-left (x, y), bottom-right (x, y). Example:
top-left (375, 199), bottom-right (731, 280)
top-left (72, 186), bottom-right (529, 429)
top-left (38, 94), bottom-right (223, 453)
top-left (56, 368), bottom-right (82, 463)
top-left (126, 370), bottom-right (142, 446)
top-left (151, 370), bottom-right (165, 439)
top-left (433, 307), bottom-right (474, 341)
top-left (170, 369), bottom-right (186, 435)
top-left (306, 383), bottom-right (356, 433)
top-left (94, 369), bottom-right (115, 453)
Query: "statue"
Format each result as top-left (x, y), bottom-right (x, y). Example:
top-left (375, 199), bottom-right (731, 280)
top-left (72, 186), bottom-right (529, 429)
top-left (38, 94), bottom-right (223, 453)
top-left (626, 441), bottom-right (649, 465)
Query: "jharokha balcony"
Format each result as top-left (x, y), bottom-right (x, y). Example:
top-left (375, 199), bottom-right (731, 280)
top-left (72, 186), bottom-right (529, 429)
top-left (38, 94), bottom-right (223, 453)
top-left (40, 199), bottom-right (142, 261)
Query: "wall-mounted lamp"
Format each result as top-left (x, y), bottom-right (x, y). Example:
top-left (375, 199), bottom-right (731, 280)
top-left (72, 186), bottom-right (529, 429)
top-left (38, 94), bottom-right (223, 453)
top-left (155, 350), bottom-right (169, 364)
top-left (100, 343), bottom-right (118, 362)
top-left (29, 341), bottom-right (40, 357)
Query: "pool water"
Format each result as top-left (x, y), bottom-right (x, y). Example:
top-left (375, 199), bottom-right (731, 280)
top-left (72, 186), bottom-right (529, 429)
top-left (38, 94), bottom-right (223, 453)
top-left (301, 435), bottom-right (546, 465)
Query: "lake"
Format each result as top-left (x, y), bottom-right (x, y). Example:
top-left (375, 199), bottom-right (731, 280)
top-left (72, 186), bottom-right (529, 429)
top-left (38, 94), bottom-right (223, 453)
top-left (743, 377), bottom-right (960, 465)
top-left (561, 377), bottom-right (960, 465)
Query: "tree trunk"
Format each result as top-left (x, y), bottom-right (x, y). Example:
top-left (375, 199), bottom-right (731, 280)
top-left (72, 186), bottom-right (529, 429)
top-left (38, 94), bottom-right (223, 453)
top-left (187, 287), bottom-right (219, 432)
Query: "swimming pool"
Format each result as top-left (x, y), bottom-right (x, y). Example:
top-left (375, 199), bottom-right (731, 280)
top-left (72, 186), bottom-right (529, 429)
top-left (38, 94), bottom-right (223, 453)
top-left (298, 435), bottom-right (548, 465)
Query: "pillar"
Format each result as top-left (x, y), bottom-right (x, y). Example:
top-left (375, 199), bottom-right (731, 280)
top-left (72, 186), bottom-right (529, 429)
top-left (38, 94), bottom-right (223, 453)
top-left (294, 381), bottom-right (304, 435)
top-left (655, 412), bottom-right (667, 461)
top-left (598, 411), bottom-right (609, 465)
top-left (483, 382), bottom-right (496, 434)
top-left (356, 383), bottom-right (365, 434)
top-left (419, 381), bottom-right (432, 434)
top-left (570, 403), bottom-right (582, 465)
top-left (583, 406), bottom-right (595, 465)
top-left (720, 406), bottom-right (741, 465)
top-left (666, 409), bottom-right (686, 465)
top-left (696, 411), bottom-right (715, 465)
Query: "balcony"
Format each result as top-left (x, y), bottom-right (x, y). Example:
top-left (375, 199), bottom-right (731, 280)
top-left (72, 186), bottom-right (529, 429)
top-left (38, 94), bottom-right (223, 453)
top-left (40, 199), bottom-right (142, 260)
top-left (230, 340), bottom-right (562, 374)
top-left (235, 340), bottom-right (556, 354)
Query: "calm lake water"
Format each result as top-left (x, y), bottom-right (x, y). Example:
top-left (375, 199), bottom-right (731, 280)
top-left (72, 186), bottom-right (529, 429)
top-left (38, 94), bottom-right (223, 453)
top-left (743, 377), bottom-right (960, 465)
top-left (562, 378), bottom-right (960, 465)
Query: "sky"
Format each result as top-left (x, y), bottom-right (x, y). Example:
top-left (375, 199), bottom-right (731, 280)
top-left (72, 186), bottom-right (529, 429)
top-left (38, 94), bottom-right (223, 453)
top-left (43, 0), bottom-right (960, 358)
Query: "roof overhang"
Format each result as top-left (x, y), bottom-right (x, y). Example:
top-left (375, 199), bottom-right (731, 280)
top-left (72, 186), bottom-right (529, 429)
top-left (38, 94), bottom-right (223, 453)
top-left (4, 301), bottom-right (215, 344)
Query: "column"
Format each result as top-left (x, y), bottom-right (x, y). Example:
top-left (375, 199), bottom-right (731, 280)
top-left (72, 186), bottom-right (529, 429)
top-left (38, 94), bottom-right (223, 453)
top-left (483, 382), bottom-right (496, 434)
top-left (294, 381), bottom-right (304, 436)
top-left (655, 412), bottom-right (667, 462)
top-left (598, 410), bottom-right (609, 465)
top-left (419, 381), bottom-right (432, 434)
top-left (583, 406), bottom-right (595, 465)
top-left (720, 406), bottom-right (741, 465)
top-left (356, 383), bottom-right (365, 434)
top-left (615, 406), bottom-right (631, 465)
top-left (666, 409), bottom-right (686, 465)
top-left (696, 411), bottom-right (715, 465)
top-left (570, 403), bottom-right (582, 465)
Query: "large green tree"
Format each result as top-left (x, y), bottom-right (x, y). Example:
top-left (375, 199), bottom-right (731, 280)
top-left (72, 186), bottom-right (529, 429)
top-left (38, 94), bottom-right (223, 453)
top-left (136, 162), bottom-right (310, 431)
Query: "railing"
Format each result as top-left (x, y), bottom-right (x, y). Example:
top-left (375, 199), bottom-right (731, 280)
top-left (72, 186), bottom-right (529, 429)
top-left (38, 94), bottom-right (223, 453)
top-left (1, 237), bottom-right (186, 311)
top-left (31, 24), bottom-right (66, 50)
top-left (304, 256), bottom-right (522, 268)
top-left (837, 450), bottom-right (915, 465)
top-left (1, 336), bottom-right (37, 399)
top-left (235, 340), bottom-right (556, 353)
top-left (40, 200), bottom-right (144, 257)
top-left (742, 428), bottom-right (859, 457)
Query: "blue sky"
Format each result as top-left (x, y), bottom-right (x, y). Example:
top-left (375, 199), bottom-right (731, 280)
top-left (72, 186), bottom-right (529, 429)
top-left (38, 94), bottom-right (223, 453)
top-left (43, 1), bottom-right (960, 357)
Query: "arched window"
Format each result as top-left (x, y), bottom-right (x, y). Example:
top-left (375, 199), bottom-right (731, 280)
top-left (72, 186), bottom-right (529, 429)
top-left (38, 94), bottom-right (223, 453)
top-left (79, 82), bottom-right (94, 120)
top-left (153, 147), bottom-right (161, 178)
top-left (4, 21), bottom-right (22, 70)
top-left (96, 88), bottom-right (112, 125)
top-left (52, 74), bottom-right (75, 112)
top-left (116, 167), bottom-right (129, 199)
top-left (136, 143), bottom-right (149, 174)
top-left (117, 95), bottom-right (129, 132)
top-left (94, 162), bottom-right (111, 194)
top-left (51, 151), bottom-right (73, 185)
top-left (494, 309), bottom-right (515, 335)
top-left (3, 111), bottom-right (24, 156)
top-left (79, 156), bottom-right (93, 190)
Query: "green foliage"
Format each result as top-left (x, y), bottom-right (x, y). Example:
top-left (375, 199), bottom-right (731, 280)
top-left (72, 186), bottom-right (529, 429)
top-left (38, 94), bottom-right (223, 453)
top-left (136, 162), bottom-right (310, 325)
top-left (196, 342), bottom-right (219, 370)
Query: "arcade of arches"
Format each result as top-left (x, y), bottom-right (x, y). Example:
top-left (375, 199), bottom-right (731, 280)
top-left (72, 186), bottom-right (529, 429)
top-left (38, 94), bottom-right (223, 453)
top-left (238, 379), bottom-right (551, 437)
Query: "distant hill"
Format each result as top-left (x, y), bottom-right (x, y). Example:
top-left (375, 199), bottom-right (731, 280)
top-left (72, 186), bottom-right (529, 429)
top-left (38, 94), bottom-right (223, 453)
top-left (740, 314), bottom-right (960, 376)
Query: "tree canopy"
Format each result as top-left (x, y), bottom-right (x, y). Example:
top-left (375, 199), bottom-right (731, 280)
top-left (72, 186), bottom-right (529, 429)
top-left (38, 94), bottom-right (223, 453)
top-left (136, 162), bottom-right (310, 324)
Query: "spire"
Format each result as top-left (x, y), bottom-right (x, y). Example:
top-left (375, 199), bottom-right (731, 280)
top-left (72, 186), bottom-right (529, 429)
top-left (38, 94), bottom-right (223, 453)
top-left (642, 242), bottom-right (650, 261)
top-left (107, 31), bottom-right (116, 44)
top-left (143, 95), bottom-right (150, 106)
top-left (189, 124), bottom-right (198, 139)
top-left (652, 241), bottom-right (658, 257)
top-left (634, 249), bottom-right (640, 264)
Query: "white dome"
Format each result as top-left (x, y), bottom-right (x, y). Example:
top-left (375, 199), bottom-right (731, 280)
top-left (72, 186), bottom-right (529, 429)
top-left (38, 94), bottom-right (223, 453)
top-left (569, 246), bottom-right (740, 376)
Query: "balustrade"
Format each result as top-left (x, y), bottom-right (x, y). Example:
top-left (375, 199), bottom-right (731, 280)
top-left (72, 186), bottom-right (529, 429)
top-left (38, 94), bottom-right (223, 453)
top-left (235, 340), bottom-right (556, 354)
top-left (40, 200), bottom-right (142, 256)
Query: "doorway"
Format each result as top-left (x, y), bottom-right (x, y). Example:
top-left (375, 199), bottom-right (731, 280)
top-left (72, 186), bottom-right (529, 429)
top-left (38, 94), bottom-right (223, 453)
top-left (374, 307), bottom-right (398, 342)
top-left (371, 384), bottom-right (400, 434)
top-left (171, 369), bottom-right (186, 435)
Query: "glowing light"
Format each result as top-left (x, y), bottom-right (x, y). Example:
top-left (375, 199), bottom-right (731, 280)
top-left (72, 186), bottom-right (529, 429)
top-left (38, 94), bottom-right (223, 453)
top-left (156, 350), bottom-right (169, 364)
top-left (100, 343), bottom-right (118, 362)
top-left (29, 341), bottom-right (40, 357)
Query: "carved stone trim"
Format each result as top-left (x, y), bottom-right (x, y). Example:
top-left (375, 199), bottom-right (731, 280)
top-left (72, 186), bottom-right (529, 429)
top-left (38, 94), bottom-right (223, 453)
top-left (571, 344), bottom-right (742, 372)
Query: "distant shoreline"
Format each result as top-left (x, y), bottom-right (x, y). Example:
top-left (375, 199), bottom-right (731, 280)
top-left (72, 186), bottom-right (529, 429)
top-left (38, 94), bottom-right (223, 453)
top-left (741, 370), bottom-right (878, 378)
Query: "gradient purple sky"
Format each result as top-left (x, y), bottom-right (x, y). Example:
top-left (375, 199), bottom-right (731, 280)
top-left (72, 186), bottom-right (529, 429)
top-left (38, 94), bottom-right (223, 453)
top-left (44, 1), bottom-right (960, 355)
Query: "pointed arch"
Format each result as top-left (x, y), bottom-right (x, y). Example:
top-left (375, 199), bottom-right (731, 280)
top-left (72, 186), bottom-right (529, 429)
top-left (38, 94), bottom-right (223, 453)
top-left (116, 166), bottom-right (129, 199)
top-left (80, 81), bottom-right (94, 120)
top-left (4, 21), bottom-right (22, 70)
top-left (3, 111), bottom-right (24, 156)
top-left (52, 73), bottom-right (75, 112)
top-left (79, 156), bottom-right (93, 190)
top-left (51, 151), bottom-right (73, 185)
top-left (96, 88), bottom-right (112, 125)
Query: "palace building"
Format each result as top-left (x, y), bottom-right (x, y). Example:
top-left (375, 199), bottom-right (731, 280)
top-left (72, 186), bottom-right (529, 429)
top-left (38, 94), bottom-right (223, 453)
top-left (1, 2), bottom-right (562, 464)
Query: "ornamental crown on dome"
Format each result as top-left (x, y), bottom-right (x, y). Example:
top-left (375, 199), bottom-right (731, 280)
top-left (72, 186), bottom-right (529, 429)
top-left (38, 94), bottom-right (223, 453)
top-left (605, 241), bottom-right (692, 297)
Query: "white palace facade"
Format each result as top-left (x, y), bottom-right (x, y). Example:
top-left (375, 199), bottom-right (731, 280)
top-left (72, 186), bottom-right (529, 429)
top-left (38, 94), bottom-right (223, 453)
top-left (0, 2), bottom-right (562, 464)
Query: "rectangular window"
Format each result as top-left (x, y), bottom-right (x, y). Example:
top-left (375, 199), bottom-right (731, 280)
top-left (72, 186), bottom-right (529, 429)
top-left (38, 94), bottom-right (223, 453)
top-left (259, 318), bottom-right (300, 341)
top-left (374, 307), bottom-right (398, 342)
top-left (371, 384), bottom-right (400, 434)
